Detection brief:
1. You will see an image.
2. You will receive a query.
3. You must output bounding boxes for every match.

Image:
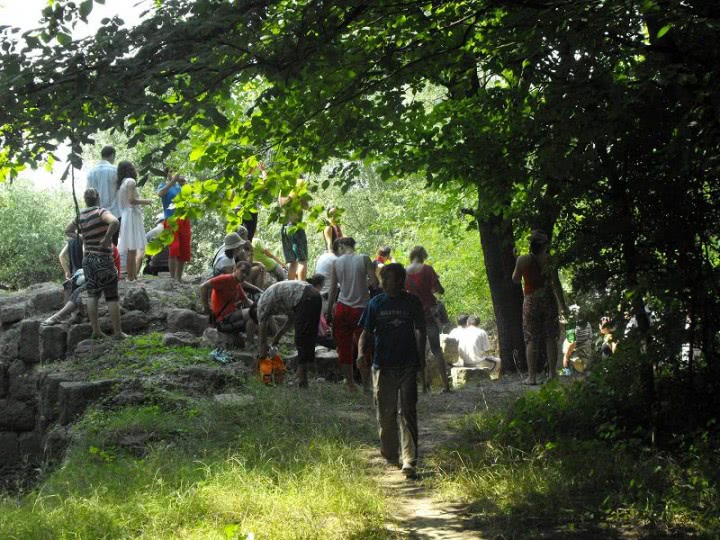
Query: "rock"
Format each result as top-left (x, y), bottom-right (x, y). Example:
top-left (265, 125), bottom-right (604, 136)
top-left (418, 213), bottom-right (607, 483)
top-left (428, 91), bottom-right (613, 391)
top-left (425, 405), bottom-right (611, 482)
top-left (213, 393), bottom-right (256, 407)
top-left (0, 362), bottom-right (7, 398)
top-left (73, 339), bottom-right (112, 360)
top-left (19, 431), bottom-right (43, 464)
top-left (202, 327), bottom-right (244, 349)
top-left (0, 303), bottom-right (26, 325)
top-left (0, 432), bottom-right (19, 466)
top-left (118, 433), bottom-right (154, 457)
top-left (0, 326), bottom-right (20, 359)
top-left (44, 427), bottom-right (70, 462)
top-left (39, 372), bottom-right (75, 426)
top-left (122, 287), bottom-right (151, 312)
top-left (0, 399), bottom-right (36, 431)
top-left (314, 347), bottom-right (341, 379)
top-left (167, 308), bottom-right (208, 336)
top-left (8, 372), bottom-right (38, 402)
top-left (450, 366), bottom-right (492, 388)
top-left (231, 351), bottom-right (257, 368)
top-left (67, 323), bottom-right (93, 353)
top-left (29, 283), bottom-right (65, 312)
top-left (40, 325), bottom-right (68, 362)
top-left (99, 310), bottom-right (149, 334)
top-left (162, 331), bottom-right (200, 347)
top-left (166, 365), bottom-right (242, 394)
top-left (58, 380), bottom-right (117, 424)
top-left (18, 320), bottom-right (41, 364)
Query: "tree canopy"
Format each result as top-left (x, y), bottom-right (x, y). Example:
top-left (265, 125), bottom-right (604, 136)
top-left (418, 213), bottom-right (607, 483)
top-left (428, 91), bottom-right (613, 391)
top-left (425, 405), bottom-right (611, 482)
top-left (1, 0), bottom-right (719, 381)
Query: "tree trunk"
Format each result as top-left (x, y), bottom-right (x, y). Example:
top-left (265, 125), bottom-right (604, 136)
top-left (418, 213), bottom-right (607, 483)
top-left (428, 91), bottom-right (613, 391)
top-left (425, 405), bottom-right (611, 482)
top-left (478, 212), bottom-right (526, 372)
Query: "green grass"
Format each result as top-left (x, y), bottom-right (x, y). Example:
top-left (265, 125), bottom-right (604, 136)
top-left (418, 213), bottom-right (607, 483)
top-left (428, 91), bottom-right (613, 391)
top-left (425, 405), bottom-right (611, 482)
top-left (426, 400), bottom-right (720, 539)
top-left (0, 382), bottom-right (397, 539)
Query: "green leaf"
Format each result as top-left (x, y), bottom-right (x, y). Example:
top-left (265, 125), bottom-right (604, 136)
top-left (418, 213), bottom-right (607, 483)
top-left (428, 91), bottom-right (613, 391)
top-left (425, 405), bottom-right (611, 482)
top-left (56, 32), bottom-right (71, 46)
top-left (656, 24), bottom-right (672, 39)
top-left (79, 0), bottom-right (93, 19)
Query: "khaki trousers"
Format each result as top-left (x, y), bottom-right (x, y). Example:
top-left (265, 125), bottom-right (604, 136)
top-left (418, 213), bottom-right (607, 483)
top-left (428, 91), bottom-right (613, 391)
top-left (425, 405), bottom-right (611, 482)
top-left (372, 366), bottom-right (418, 467)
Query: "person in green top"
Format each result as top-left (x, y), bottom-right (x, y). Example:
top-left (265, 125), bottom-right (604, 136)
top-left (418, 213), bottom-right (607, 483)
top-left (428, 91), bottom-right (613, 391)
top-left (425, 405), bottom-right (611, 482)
top-left (252, 237), bottom-right (288, 281)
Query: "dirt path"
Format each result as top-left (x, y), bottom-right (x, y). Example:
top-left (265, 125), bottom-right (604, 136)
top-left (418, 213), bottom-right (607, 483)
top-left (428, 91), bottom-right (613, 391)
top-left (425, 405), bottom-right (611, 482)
top-left (365, 374), bottom-right (530, 539)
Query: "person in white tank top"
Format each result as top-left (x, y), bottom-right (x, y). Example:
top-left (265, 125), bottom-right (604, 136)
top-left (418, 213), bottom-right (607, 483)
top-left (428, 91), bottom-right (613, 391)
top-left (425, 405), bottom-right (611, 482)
top-left (327, 237), bottom-right (378, 390)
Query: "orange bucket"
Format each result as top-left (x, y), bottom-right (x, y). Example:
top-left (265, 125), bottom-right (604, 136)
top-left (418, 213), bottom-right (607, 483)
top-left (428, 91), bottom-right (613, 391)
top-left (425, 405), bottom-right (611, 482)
top-left (258, 354), bottom-right (286, 385)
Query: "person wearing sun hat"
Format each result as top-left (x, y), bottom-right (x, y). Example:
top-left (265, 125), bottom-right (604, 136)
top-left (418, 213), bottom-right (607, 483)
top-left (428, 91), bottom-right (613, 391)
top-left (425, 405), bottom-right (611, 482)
top-left (211, 232), bottom-right (247, 276)
top-left (512, 229), bottom-right (560, 385)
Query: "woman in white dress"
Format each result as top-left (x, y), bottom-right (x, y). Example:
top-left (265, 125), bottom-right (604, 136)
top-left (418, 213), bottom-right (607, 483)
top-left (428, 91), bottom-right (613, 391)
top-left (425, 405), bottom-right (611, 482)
top-left (116, 161), bottom-right (152, 281)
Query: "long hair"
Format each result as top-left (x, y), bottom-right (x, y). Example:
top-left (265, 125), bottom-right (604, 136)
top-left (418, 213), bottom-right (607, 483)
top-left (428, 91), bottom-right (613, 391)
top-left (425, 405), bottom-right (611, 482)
top-left (116, 161), bottom-right (137, 189)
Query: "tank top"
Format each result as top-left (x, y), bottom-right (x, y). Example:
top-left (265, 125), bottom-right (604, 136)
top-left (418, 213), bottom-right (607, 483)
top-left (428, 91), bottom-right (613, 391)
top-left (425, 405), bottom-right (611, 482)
top-left (522, 254), bottom-right (546, 295)
top-left (76, 207), bottom-right (112, 256)
top-left (334, 253), bottom-right (370, 308)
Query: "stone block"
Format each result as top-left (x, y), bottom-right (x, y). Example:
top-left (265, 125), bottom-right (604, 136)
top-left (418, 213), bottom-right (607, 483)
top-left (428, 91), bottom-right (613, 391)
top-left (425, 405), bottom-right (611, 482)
top-left (0, 303), bottom-right (26, 325)
top-left (313, 347), bottom-right (341, 379)
top-left (99, 310), bottom-right (149, 334)
top-left (0, 432), bottom-right (19, 466)
top-left (8, 359), bottom-right (27, 376)
top-left (44, 427), bottom-right (70, 462)
top-left (0, 362), bottom-right (6, 398)
top-left (73, 339), bottom-right (112, 360)
top-left (39, 372), bottom-right (75, 425)
top-left (167, 308), bottom-right (208, 336)
top-left (40, 325), bottom-right (68, 363)
top-left (202, 327), bottom-right (244, 349)
top-left (29, 283), bottom-right (65, 313)
top-left (67, 323), bottom-right (93, 353)
top-left (450, 366), bottom-right (492, 388)
top-left (8, 372), bottom-right (38, 402)
top-left (0, 399), bottom-right (36, 431)
top-left (58, 380), bottom-right (117, 424)
top-left (19, 431), bottom-right (43, 464)
top-left (122, 287), bottom-right (151, 312)
top-left (0, 326), bottom-right (20, 359)
top-left (162, 331), bottom-right (200, 347)
top-left (18, 320), bottom-right (41, 364)
top-left (213, 393), bottom-right (256, 407)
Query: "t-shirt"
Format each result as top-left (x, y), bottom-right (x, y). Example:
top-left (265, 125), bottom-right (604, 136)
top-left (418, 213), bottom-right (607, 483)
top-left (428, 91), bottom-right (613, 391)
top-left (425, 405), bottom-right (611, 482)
top-left (158, 182), bottom-right (181, 219)
top-left (314, 252), bottom-right (337, 295)
top-left (76, 207), bottom-right (112, 256)
top-left (405, 265), bottom-right (440, 314)
top-left (458, 326), bottom-right (491, 366)
top-left (359, 291), bottom-right (426, 369)
top-left (212, 245), bottom-right (235, 276)
top-left (251, 238), bottom-right (277, 271)
top-left (257, 281), bottom-right (312, 323)
top-left (334, 253), bottom-right (371, 308)
top-left (210, 274), bottom-right (248, 321)
top-left (86, 161), bottom-right (119, 217)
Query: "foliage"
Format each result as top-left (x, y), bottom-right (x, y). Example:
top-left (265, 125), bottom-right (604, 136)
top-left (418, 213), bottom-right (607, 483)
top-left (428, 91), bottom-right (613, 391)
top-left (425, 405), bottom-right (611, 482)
top-left (0, 382), bottom-right (395, 539)
top-left (0, 180), bottom-right (73, 288)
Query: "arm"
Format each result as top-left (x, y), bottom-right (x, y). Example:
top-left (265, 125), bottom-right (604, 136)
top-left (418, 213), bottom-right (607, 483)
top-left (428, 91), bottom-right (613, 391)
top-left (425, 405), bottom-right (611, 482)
top-left (157, 175), bottom-right (178, 198)
top-left (511, 255), bottom-right (525, 284)
top-left (128, 182), bottom-right (153, 206)
top-left (323, 226), bottom-right (333, 251)
top-left (563, 341), bottom-right (577, 368)
top-left (65, 220), bottom-right (79, 237)
top-left (433, 270), bottom-right (445, 295)
top-left (357, 329), bottom-right (370, 368)
top-left (327, 261), bottom-right (338, 320)
top-left (199, 279), bottom-right (214, 314)
top-left (99, 212), bottom-right (119, 249)
top-left (270, 317), bottom-right (292, 347)
top-left (59, 244), bottom-right (71, 279)
top-left (258, 321), bottom-right (269, 358)
top-left (243, 281), bottom-right (263, 295)
top-left (262, 247), bottom-right (286, 268)
top-left (366, 256), bottom-right (379, 289)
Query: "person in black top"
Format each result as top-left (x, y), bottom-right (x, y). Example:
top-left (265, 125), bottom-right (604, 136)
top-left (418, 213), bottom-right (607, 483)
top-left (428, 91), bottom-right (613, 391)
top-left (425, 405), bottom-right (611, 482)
top-left (358, 263), bottom-right (426, 479)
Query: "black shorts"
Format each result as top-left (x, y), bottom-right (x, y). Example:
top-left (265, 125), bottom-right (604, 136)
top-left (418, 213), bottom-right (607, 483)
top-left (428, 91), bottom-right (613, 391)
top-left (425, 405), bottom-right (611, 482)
top-left (83, 252), bottom-right (119, 301)
top-left (293, 287), bottom-right (322, 365)
top-left (281, 224), bottom-right (308, 263)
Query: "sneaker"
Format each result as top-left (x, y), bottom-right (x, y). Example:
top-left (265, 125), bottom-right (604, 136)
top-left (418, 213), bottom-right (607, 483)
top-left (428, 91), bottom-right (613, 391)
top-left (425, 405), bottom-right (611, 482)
top-left (401, 464), bottom-right (417, 479)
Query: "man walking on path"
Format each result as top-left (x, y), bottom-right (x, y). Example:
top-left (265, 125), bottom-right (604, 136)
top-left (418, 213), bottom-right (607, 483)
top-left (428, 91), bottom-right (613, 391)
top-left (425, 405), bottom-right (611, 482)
top-left (86, 146), bottom-right (119, 244)
top-left (68, 188), bottom-right (124, 339)
top-left (327, 237), bottom-right (378, 390)
top-left (358, 263), bottom-right (426, 478)
top-left (157, 171), bottom-right (192, 281)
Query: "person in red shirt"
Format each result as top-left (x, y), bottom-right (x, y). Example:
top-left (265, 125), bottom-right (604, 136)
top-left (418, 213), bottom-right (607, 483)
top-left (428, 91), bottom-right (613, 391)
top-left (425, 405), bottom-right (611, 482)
top-left (199, 261), bottom-right (254, 335)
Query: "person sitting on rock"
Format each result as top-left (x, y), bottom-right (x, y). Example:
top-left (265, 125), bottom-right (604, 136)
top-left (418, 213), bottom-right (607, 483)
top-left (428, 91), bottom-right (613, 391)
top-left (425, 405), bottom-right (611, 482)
top-left (457, 315), bottom-right (500, 375)
top-left (57, 188), bottom-right (124, 339)
top-left (212, 232), bottom-right (248, 276)
top-left (448, 313), bottom-right (469, 342)
top-left (200, 261), bottom-right (255, 338)
top-left (251, 274), bottom-right (324, 388)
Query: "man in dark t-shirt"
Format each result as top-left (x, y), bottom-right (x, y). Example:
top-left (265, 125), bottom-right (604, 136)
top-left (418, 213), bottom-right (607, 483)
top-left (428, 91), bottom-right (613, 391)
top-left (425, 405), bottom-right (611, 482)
top-left (358, 263), bottom-right (426, 478)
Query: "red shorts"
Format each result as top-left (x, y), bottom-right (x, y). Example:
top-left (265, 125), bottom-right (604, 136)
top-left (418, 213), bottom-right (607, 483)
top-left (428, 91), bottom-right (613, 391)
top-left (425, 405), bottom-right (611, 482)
top-left (166, 218), bottom-right (192, 262)
top-left (334, 302), bottom-right (367, 366)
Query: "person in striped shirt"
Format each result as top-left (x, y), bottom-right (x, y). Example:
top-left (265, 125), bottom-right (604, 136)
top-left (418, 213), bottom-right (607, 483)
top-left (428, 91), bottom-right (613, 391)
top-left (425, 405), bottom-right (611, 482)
top-left (66, 188), bottom-right (124, 339)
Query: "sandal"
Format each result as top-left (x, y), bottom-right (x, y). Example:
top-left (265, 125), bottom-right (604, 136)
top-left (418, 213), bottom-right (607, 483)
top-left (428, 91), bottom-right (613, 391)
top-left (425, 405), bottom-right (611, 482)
top-left (41, 316), bottom-right (62, 326)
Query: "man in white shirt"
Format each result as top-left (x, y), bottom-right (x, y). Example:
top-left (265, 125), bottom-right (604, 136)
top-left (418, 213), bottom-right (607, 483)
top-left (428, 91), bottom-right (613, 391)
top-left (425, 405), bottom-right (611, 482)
top-left (314, 239), bottom-right (339, 300)
top-left (86, 146), bottom-right (119, 243)
top-left (458, 315), bottom-right (500, 374)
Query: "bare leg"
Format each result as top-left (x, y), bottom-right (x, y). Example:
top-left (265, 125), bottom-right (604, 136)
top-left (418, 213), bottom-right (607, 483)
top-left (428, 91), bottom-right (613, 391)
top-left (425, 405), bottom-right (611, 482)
top-left (169, 257), bottom-right (177, 279)
top-left (433, 352), bottom-right (451, 392)
top-left (135, 249), bottom-right (145, 277)
top-left (546, 337), bottom-right (558, 379)
top-left (297, 261), bottom-right (307, 281)
top-left (86, 296), bottom-right (107, 339)
top-left (525, 341), bottom-right (537, 384)
top-left (287, 261), bottom-right (298, 281)
top-left (43, 300), bottom-right (78, 324)
top-left (127, 250), bottom-right (137, 280)
top-left (108, 300), bottom-right (126, 338)
top-left (175, 260), bottom-right (185, 281)
top-left (341, 364), bottom-right (358, 391)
